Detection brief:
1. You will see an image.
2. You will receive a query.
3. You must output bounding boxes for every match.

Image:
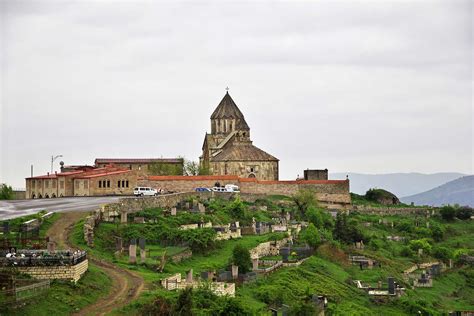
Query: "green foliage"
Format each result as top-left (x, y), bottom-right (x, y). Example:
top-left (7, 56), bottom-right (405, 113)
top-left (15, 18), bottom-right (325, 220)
top-left (0, 184), bottom-right (14, 200)
top-left (226, 196), bottom-right (247, 221)
top-left (399, 245), bottom-right (415, 258)
top-left (291, 189), bottom-right (317, 218)
top-left (456, 206), bottom-right (473, 220)
top-left (432, 246), bottom-right (452, 261)
top-left (299, 223), bottom-right (321, 248)
top-left (174, 287), bottom-right (194, 315)
top-left (149, 161), bottom-right (183, 176)
top-left (333, 213), bottom-right (364, 244)
top-left (306, 206), bottom-right (334, 230)
top-left (408, 238), bottom-right (432, 254)
top-left (365, 188), bottom-right (398, 204)
top-left (440, 205), bottom-right (456, 221)
top-left (184, 160), bottom-right (211, 176)
top-left (232, 244), bottom-right (252, 274)
top-left (430, 223), bottom-right (445, 241)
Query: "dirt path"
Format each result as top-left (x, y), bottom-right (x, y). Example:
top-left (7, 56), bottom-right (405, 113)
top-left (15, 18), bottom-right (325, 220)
top-left (46, 212), bottom-right (145, 316)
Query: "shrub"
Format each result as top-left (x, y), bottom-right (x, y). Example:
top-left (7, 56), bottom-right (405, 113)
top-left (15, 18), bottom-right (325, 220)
top-left (232, 244), bottom-right (252, 274)
top-left (300, 223), bottom-right (321, 248)
top-left (400, 246), bottom-right (415, 258)
top-left (440, 205), bottom-right (456, 221)
top-left (456, 206), bottom-right (473, 220)
top-left (429, 223), bottom-right (445, 242)
top-left (0, 184), bottom-right (14, 200)
top-left (432, 246), bottom-right (452, 261)
top-left (408, 239), bottom-right (432, 254)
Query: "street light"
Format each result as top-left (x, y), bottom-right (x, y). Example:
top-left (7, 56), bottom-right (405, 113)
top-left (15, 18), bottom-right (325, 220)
top-left (51, 155), bottom-right (63, 173)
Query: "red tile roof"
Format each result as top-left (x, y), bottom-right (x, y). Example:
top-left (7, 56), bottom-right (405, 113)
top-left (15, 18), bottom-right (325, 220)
top-left (95, 158), bottom-right (183, 164)
top-left (75, 169), bottom-right (132, 179)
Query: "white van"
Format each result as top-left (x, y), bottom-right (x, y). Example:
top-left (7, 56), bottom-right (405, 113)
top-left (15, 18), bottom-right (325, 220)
top-left (133, 187), bottom-right (158, 196)
top-left (225, 184), bottom-right (240, 192)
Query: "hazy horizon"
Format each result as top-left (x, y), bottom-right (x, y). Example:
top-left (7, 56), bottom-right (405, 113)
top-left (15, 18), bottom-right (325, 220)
top-left (1, 0), bottom-right (472, 188)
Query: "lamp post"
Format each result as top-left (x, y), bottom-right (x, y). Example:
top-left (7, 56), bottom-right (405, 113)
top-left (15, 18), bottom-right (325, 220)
top-left (51, 155), bottom-right (63, 173)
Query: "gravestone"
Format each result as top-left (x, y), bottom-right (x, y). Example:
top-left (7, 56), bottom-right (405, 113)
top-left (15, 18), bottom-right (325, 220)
top-left (139, 238), bottom-right (146, 262)
top-left (418, 248), bottom-right (423, 256)
top-left (121, 211), bottom-right (128, 224)
top-left (186, 269), bottom-right (193, 283)
top-left (171, 208), bottom-right (177, 216)
top-left (198, 203), bottom-right (206, 214)
top-left (426, 222), bottom-right (430, 228)
top-left (134, 217), bottom-right (145, 224)
top-left (115, 237), bottom-right (123, 253)
top-left (252, 258), bottom-right (259, 271)
top-left (388, 277), bottom-right (395, 295)
top-left (231, 265), bottom-right (239, 280)
top-left (47, 241), bottom-right (56, 253)
top-left (3, 222), bottom-right (9, 234)
top-left (129, 239), bottom-right (137, 264)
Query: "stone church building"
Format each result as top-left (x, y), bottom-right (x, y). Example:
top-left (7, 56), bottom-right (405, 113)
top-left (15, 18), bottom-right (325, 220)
top-left (200, 92), bottom-right (279, 180)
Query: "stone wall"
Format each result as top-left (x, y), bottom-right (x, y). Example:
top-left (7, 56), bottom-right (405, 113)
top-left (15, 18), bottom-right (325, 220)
top-left (250, 238), bottom-right (289, 259)
top-left (211, 160), bottom-right (279, 181)
top-left (138, 175), bottom-right (351, 207)
top-left (353, 206), bottom-right (435, 215)
top-left (17, 259), bottom-right (88, 283)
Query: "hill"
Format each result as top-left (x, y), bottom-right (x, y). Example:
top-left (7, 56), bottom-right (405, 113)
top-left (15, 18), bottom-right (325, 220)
top-left (401, 175), bottom-right (474, 207)
top-left (330, 172), bottom-right (466, 197)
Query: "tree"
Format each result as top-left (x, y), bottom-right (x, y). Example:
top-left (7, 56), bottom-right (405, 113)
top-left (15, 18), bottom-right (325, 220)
top-left (0, 184), bottom-right (13, 200)
top-left (184, 160), bottom-right (211, 176)
top-left (174, 287), bottom-right (194, 315)
top-left (141, 296), bottom-right (173, 316)
top-left (306, 206), bottom-right (323, 229)
top-left (440, 205), bottom-right (456, 221)
top-left (432, 246), bottom-right (452, 261)
top-left (300, 223), bottom-right (321, 248)
top-left (291, 189), bottom-right (317, 218)
top-left (456, 206), bottom-right (473, 220)
top-left (430, 223), bottom-right (445, 242)
top-left (226, 196), bottom-right (247, 220)
top-left (149, 162), bottom-right (183, 176)
top-left (333, 213), bottom-right (364, 244)
top-left (232, 244), bottom-right (252, 274)
top-left (408, 238), bottom-right (432, 254)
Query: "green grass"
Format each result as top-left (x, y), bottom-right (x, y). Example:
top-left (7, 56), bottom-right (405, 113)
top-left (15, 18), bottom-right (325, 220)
top-left (38, 213), bottom-right (61, 237)
top-left (2, 264), bottom-right (112, 316)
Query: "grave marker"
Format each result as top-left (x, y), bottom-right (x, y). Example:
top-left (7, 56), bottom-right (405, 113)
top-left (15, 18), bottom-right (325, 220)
top-left (129, 239), bottom-right (137, 264)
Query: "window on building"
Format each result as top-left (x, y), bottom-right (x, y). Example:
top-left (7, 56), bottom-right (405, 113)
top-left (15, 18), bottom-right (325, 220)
top-left (45, 180), bottom-right (49, 189)
top-left (126, 180), bottom-right (129, 188)
top-left (84, 181), bottom-right (88, 189)
top-left (118, 180), bottom-right (121, 188)
top-left (250, 167), bottom-right (254, 173)
top-left (75, 181), bottom-right (79, 189)
top-left (99, 181), bottom-right (102, 188)
top-left (52, 180), bottom-right (56, 187)
top-left (107, 180), bottom-right (110, 188)
top-left (60, 180), bottom-right (64, 189)
top-left (138, 165), bottom-right (141, 171)
top-left (122, 180), bottom-right (125, 187)
top-left (129, 164), bottom-right (132, 170)
top-left (32, 181), bottom-right (36, 189)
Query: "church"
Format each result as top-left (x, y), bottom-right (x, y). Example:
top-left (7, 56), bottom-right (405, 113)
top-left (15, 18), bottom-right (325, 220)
top-left (200, 92), bottom-right (279, 180)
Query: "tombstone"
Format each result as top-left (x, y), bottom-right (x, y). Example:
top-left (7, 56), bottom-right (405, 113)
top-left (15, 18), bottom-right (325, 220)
top-left (171, 207), bottom-right (177, 216)
top-left (252, 258), bottom-right (259, 271)
top-left (129, 239), bottom-right (137, 264)
top-left (185, 202), bottom-right (190, 209)
top-left (391, 222), bottom-right (394, 228)
top-left (47, 241), bottom-right (56, 253)
top-left (418, 248), bottom-right (423, 256)
top-left (377, 280), bottom-right (382, 289)
top-left (426, 222), bottom-right (430, 228)
top-left (378, 219), bottom-right (382, 224)
top-left (286, 212), bottom-right (291, 223)
top-left (198, 203), bottom-right (206, 214)
top-left (121, 211), bottom-right (128, 224)
top-left (449, 259), bottom-right (453, 268)
top-left (2, 222), bottom-right (9, 234)
top-left (139, 238), bottom-right (146, 262)
top-left (134, 217), bottom-right (145, 224)
top-left (231, 265), bottom-right (239, 280)
top-left (115, 237), bottom-right (123, 253)
top-left (387, 277), bottom-right (395, 295)
top-left (186, 269), bottom-right (193, 284)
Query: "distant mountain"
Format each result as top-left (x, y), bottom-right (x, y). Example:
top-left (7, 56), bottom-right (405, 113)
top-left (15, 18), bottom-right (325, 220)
top-left (330, 172), bottom-right (467, 197)
top-left (401, 176), bottom-right (474, 207)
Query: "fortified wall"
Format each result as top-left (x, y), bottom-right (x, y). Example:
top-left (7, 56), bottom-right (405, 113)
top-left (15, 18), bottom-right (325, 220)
top-left (138, 175), bottom-right (351, 208)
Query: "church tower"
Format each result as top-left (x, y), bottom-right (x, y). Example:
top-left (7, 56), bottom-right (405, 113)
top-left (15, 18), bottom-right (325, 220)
top-left (200, 91), bottom-right (279, 180)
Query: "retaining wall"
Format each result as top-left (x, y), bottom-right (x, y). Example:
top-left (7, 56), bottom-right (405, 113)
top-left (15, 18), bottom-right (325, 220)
top-left (17, 259), bottom-right (88, 283)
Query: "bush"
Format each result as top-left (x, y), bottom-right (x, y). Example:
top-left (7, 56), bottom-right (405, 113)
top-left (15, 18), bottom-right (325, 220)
top-left (440, 205), bottom-right (456, 221)
top-left (232, 244), bottom-right (252, 274)
top-left (408, 238), bottom-right (432, 254)
top-left (429, 223), bottom-right (445, 242)
top-left (456, 206), bottom-right (473, 220)
top-left (0, 184), bottom-right (13, 200)
top-left (300, 223), bottom-right (321, 248)
top-left (432, 246), bottom-right (452, 261)
top-left (400, 246), bottom-right (415, 258)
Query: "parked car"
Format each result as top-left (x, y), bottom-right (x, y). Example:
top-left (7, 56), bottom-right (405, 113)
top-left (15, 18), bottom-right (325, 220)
top-left (225, 184), bottom-right (240, 192)
top-left (133, 187), bottom-right (158, 196)
top-left (195, 187), bottom-right (212, 192)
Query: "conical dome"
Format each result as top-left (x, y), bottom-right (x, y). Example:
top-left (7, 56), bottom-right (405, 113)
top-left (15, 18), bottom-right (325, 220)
top-left (211, 92), bottom-right (250, 130)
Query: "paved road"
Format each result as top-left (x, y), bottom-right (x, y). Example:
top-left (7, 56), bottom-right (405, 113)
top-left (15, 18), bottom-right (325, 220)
top-left (0, 196), bottom-right (122, 220)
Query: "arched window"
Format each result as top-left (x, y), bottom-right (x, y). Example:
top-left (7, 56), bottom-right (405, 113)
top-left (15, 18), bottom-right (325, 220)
top-left (248, 174), bottom-right (256, 178)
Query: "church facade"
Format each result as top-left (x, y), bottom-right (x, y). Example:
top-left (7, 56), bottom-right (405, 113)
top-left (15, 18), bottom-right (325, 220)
top-left (200, 92), bottom-right (279, 181)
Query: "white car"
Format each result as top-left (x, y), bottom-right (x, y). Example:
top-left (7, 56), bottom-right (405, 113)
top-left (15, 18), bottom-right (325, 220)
top-left (133, 187), bottom-right (158, 196)
top-left (225, 184), bottom-right (240, 192)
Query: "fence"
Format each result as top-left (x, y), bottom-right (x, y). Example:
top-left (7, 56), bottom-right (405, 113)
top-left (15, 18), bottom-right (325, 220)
top-left (0, 250), bottom-right (87, 267)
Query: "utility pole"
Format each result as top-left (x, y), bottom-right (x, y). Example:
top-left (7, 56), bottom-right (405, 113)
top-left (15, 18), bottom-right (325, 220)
top-left (31, 165), bottom-right (33, 177)
top-left (51, 155), bottom-right (63, 174)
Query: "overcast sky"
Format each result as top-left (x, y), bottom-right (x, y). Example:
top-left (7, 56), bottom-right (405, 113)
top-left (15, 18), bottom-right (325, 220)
top-left (1, 0), bottom-right (472, 188)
